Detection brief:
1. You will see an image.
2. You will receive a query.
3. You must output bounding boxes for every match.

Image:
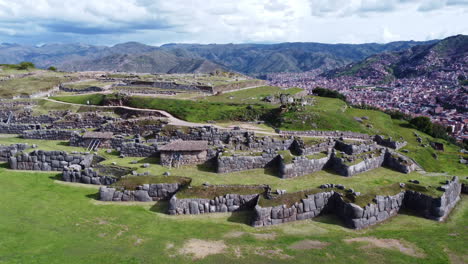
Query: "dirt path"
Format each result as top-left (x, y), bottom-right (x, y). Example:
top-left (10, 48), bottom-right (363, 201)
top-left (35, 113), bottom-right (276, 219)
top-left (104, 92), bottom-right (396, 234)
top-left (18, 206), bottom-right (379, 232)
top-left (44, 98), bottom-right (221, 128)
top-left (43, 98), bottom-right (370, 142)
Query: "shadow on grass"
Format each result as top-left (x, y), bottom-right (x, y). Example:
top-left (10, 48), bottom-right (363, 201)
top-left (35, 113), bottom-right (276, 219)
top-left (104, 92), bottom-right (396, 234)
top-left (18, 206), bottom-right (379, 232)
top-left (0, 162), bottom-right (9, 169)
top-left (197, 162), bottom-right (217, 173)
top-left (138, 157), bottom-right (159, 164)
top-left (313, 214), bottom-right (347, 228)
top-left (57, 141), bottom-right (70, 147)
top-left (86, 192), bottom-right (100, 200)
top-left (399, 123), bottom-right (415, 129)
top-left (263, 167), bottom-right (280, 177)
top-left (227, 211), bottom-right (254, 225)
top-left (150, 201), bottom-right (169, 214)
top-left (48, 174), bottom-right (62, 181)
top-left (322, 167), bottom-right (342, 176)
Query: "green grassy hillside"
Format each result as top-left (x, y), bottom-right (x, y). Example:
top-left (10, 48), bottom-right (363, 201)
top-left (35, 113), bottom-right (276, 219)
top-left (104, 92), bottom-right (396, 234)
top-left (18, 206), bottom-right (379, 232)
top-left (0, 167), bottom-right (466, 264)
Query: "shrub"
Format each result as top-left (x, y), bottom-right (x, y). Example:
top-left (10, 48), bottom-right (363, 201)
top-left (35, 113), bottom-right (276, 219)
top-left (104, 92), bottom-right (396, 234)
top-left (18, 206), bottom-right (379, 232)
top-left (312, 87), bottom-right (347, 102)
top-left (48, 66), bottom-right (57, 71)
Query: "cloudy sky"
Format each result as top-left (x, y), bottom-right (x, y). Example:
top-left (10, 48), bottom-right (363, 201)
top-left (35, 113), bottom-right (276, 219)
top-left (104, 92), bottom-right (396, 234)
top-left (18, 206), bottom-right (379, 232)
top-left (0, 0), bottom-right (467, 46)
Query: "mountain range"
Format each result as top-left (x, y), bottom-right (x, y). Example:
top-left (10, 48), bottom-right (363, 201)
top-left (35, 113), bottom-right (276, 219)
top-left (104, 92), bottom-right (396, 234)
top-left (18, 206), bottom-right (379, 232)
top-left (0, 39), bottom-right (438, 76)
top-left (324, 34), bottom-right (468, 83)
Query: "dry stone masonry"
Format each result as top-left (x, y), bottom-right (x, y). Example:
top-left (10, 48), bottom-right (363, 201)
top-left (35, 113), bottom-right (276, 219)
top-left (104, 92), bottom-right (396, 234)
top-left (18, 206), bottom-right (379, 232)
top-left (9, 150), bottom-right (93, 171)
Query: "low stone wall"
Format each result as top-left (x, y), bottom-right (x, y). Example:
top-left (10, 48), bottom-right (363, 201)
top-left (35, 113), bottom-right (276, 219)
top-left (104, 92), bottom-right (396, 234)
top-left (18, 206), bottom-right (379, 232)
top-left (123, 81), bottom-right (214, 93)
top-left (384, 151), bottom-right (417, 174)
top-left (252, 191), bottom-right (335, 227)
top-left (0, 143), bottom-right (30, 161)
top-left (331, 151), bottom-right (386, 177)
top-left (295, 141), bottom-right (335, 155)
top-left (9, 150), bottom-right (93, 171)
top-left (22, 129), bottom-right (77, 140)
top-left (59, 83), bottom-right (104, 93)
top-left (216, 153), bottom-right (278, 173)
top-left (62, 167), bottom-right (118, 185)
top-left (279, 154), bottom-right (330, 179)
top-left (120, 142), bottom-right (158, 157)
top-left (334, 140), bottom-right (377, 155)
top-left (334, 192), bottom-right (405, 229)
top-left (278, 130), bottom-right (372, 140)
top-left (212, 79), bottom-right (267, 93)
top-left (403, 177), bottom-right (461, 221)
top-left (100, 183), bottom-right (181, 202)
top-left (168, 193), bottom-right (259, 215)
top-left (374, 135), bottom-right (407, 150)
top-left (0, 123), bottom-right (41, 134)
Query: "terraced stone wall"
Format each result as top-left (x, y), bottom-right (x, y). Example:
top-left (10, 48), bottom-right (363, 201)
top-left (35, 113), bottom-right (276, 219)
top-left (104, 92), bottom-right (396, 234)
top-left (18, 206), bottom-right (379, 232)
top-left (9, 150), bottom-right (93, 171)
top-left (22, 129), bottom-right (77, 140)
top-left (169, 193), bottom-right (259, 215)
top-left (100, 183), bottom-right (181, 202)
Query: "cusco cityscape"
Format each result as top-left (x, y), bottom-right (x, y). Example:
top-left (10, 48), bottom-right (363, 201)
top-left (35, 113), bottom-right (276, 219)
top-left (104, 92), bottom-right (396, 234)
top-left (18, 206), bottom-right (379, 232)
top-left (0, 1), bottom-right (466, 264)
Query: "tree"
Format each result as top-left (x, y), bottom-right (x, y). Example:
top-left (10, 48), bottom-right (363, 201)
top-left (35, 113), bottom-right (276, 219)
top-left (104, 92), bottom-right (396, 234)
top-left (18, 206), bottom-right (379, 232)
top-left (409, 116), bottom-right (433, 134)
top-left (312, 87), bottom-right (347, 102)
top-left (17, 61), bottom-right (35, 70)
top-left (48, 66), bottom-right (57, 71)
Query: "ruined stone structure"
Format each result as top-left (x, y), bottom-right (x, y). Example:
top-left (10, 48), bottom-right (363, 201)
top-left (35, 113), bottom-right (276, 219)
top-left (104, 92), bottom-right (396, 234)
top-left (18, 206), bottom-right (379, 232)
top-left (62, 167), bottom-right (118, 185)
top-left (159, 140), bottom-right (209, 167)
top-left (374, 135), bottom-right (407, 150)
top-left (99, 183), bottom-right (183, 202)
top-left (0, 143), bottom-right (30, 161)
top-left (252, 177), bottom-right (461, 229)
top-left (169, 193), bottom-right (260, 215)
top-left (0, 123), bottom-right (42, 134)
top-left (252, 191), bottom-right (335, 227)
top-left (22, 129), bottom-right (77, 140)
top-left (279, 130), bottom-right (372, 140)
top-left (9, 150), bottom-right (93, 171)
top-left (216, 152), bottom-right (278, 173)
top-left (334, 140), bottom-right (378, 155)
top-left (120, 142), bottom-right (159, 157)
top-left (279, 153), bottom-right (331, 179)
top-left (403, 177), bottom-right (461, 221)
top-left (330, 149), bottom-right (386, 177)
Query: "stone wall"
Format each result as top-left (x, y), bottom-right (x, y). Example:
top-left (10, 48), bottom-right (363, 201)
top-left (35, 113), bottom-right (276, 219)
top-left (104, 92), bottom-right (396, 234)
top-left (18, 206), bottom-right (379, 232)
top-left (403, 177), bottom-right (462, 221)
top-left (279, 154), bottom-right (331, 179)
top-left (22, 129), bottom-right (77, 140)
top-left (59, 83), bottom-right (104, 93)
top-left (0, 143), bottom-right (30, 161)
top-left (120, 142), bottom-right (158, 157)
top-left (252, 181), bottom-right (461, 229)
top-left (252, 191), bottom-right (335, 227)
top-left (0, 123), bottom-right (41, 134)
top-left (384, 151), bottom-right (417, 174)
top-left (291, 139), bottom-right (335, 155)
top-left (334, 140), bottom-right (377, 155)
top-left (374, 135), bottom-right (407, 150)
top-left (9, 150), bottom-right (93, 171)
top-left (330, 150), bottom-right (386, 177)
top-left (278, 130), bottom-right (372, 140)
top-left (99, 183), bottom-right (181, 202)
top-left (216, 152), bottom-right (278, 173)
top-left (122, 81), bottom-right (214, 93)
top-left (212, 80), bottom-right (267, 93)
top-left (62, 167), bottom-right (118, 185)
top-left (160, 150), bottom-right (208, 167)
top-left (334, 192), bottom-right (405, 229)
top-left (168, 193), bottom-right (259, 215)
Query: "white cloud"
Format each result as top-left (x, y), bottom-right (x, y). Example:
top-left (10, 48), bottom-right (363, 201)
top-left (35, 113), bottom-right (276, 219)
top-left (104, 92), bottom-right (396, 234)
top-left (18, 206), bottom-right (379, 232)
top-left (0, 0), bottom-right (466, 45)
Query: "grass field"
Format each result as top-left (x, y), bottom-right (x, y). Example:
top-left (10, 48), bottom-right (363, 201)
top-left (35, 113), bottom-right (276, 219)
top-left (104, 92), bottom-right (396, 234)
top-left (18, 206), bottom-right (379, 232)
top-left (0, 167), bottom-right (466, 264)
top-left (0, 71), bottom-right (72, 98)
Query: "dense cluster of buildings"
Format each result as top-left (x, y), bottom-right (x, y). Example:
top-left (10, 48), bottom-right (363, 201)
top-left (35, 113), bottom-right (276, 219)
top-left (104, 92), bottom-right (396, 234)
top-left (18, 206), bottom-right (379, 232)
top-left (268, 71), bottom-right (467, 141)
